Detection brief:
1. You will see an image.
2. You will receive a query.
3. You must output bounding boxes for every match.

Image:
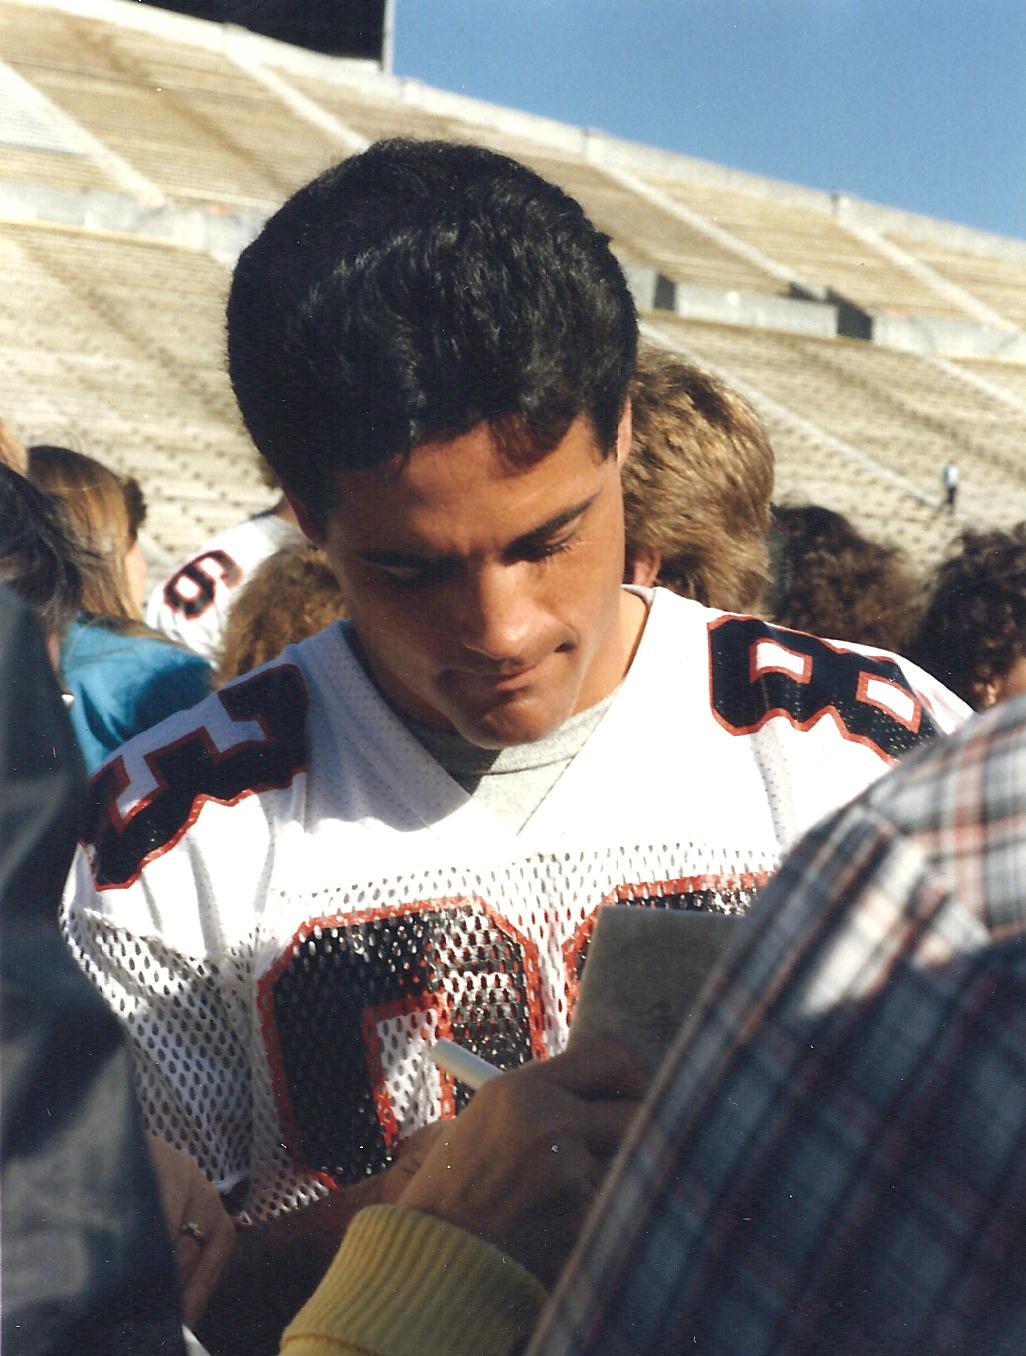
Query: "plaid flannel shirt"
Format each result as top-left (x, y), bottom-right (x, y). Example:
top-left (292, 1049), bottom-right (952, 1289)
top-left (532, 697), bottom-right (1026, 1355)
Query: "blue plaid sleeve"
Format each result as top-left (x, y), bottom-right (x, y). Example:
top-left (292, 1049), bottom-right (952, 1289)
top-left (531, 784), bottom-right (1026, 1355)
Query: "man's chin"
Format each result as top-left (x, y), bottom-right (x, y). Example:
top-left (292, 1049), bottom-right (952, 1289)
top-left (449, 697), bottom-right (570, 750)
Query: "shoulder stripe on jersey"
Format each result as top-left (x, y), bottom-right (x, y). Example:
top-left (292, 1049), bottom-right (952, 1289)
top-left (708, 616), bottom-right (940, 764)
top-left (85, 664), bottom-right (308, 889)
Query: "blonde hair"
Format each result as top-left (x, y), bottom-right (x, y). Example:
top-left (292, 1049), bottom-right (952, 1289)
top-left (217, 544), bottom-right (346, 684)
top-left (0, 419), bottom-right (28, 474)
top-left (27, 445), bottom-right (144, 621)
top-left (624, 347), bottom-right (774, 613)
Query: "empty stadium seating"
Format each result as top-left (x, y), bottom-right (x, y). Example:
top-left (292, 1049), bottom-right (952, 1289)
top-left (2, 0), bottom-right (1024, 577)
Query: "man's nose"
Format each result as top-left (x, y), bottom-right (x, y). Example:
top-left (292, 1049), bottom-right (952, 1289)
top-left (457, 562), bottom-right (537, 663)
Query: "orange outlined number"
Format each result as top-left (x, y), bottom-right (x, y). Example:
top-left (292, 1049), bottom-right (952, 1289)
top-left (709, 616), bottom-right (937, 762)
top-left (87, 665), bottom-right (307, 888)
top-left (259, 897), bottom-right (545, 1187)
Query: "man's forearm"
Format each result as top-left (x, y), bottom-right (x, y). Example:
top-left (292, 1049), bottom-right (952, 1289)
top-left (196, 1176), bottom-right (383, 1356)
top-left (195, 1127), bottom-right (442, 1356)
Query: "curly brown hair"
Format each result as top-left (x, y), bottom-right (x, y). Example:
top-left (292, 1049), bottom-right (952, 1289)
top-left (623, 347), bottom-right (773, 613)
top-left (910, 524), bottom-right (1026, 709)
top-left (769, 504), bottom-right (921, 653)
top-left (217, 543), bottom-right (347, 684)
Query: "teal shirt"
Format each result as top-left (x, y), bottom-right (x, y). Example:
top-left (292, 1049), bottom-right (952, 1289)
top-left (60, 616), bottom-right (212, 773)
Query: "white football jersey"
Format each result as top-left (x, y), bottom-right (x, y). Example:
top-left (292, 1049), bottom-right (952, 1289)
top-left (145, 512), bottom-right (305, 661)
top-left (63, 589), bottom-right (968, 1220)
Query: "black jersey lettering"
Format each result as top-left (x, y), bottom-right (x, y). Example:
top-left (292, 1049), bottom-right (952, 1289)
top-left (708, 616), bottom-right (938, 762)
top-left (86, 665), bottom-right (307, 889)
top-left (162, 550), bottom-right (242, 620)
top-left (260, 898), bottom-right (544, 1187)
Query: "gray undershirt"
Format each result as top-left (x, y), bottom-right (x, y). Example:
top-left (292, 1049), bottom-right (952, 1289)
top-left (344, 587), bottom-right (651, 831)
top-left (404, 693), bottom-right (616, 831)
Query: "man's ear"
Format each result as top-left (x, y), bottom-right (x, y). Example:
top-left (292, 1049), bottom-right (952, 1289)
top-left (284, 491), bottom-right (322, 546)
top-left (974, 678), bottom-right (1000, 710)
top-left (616, 398), bottom-right (632, 466)
top-left (624, 544), bottom-right (662, 587)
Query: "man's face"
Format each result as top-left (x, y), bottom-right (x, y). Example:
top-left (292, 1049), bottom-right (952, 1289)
top-left (311, 411), bottom-right (642, 748)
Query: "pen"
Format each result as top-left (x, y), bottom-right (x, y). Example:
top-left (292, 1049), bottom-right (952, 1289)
top-left (429, 1038), bottom-right (503, 1090)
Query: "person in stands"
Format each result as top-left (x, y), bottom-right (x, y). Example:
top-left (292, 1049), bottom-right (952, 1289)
top-left (942, 459), bottom-right (960, 512)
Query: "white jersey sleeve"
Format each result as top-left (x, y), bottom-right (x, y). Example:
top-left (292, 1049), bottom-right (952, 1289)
top-left (62, 661), bottom-right (310, 1208)
top-left (146, 514), bottom-right (305, 661)
top-left (819, 632), bottom-right (971, 737)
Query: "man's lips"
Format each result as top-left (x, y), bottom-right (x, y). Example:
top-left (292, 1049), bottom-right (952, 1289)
top-left (448, 662), bottom-right (542, 691)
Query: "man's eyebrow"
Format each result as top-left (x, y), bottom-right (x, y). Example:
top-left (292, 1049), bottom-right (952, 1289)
top-left (511, 493), bottom-right (599, 549)
top-left (356, 493), bottom-right (601, 566)
top-left (356, 547), bottom-right (438, 567)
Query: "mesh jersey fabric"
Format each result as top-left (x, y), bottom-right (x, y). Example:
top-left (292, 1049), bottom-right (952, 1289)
top-left (62, 588), bottom-right (969, 1222)
top-left (146, 512), bottom-right (305, 661)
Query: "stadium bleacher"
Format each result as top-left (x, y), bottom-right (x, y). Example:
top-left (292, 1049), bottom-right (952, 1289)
top-left (2, 0), bottom-right (1024, 573)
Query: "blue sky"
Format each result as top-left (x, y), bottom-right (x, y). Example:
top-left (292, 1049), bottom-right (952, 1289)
top-left (393, 1), bottom-right (1026, 241)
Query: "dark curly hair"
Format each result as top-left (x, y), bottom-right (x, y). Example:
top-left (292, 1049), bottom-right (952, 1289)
top-left (768, 504), bottom-right (921, 653)
top-left (910, 524), bottom-right (1026, 709)
top-left (227, 139), bottom-right (637, 530)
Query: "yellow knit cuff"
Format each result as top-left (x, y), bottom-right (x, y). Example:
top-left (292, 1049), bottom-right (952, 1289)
top-left (280, 1204), bottom-right (548, 1356)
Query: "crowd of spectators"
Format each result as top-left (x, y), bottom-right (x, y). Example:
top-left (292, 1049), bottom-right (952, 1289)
top-left (3, 136), bottom-right (1024, 1356)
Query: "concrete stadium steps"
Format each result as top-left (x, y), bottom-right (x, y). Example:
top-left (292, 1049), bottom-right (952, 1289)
top-left (769, 432), bottom-right (956, 571)
top-left (643, 328), bottom-right (956, 571)
top-left (3, 0), bottom-right (1024, 584)
top-left (264, 73), bottom-right (783, 295)
top-left (0, 140), bottom-right (123, 193)
top-left (751, 402), bottom-right (958, 575)
top-left (642, 312), bottom-right (1026, 568)
top-left (276, 69), bottom-right (476, 147)
top-left (886, 235), bottom-right (1026, 331)
top-left (0, 219), bottom-right (269, 563)
top-left (951, 357), bottom-right (1026, 405)
top-left (3, 0), bottom-right (1022, 334)
top-left (640, 172), bottom-right (964, 320)
top-left (513, 152), bottom-right (785, 297)
top-left (2, 6), bottom-right (341, 208)
top-left (267, 66), bottom-right (604, 165)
